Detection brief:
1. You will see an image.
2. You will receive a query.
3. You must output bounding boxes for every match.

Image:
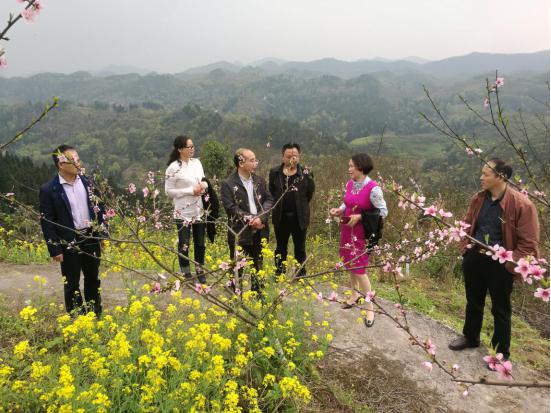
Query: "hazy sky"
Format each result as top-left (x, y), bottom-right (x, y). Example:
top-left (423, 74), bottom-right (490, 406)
top-left (0, 0), bottom-right (549, 76)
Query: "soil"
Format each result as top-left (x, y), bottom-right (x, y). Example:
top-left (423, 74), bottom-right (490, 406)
top-left (0, 262), bottom-right (549, 413)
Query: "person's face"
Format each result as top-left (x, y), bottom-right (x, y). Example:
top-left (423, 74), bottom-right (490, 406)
top-left (178, 139), bottom-right (195, 158)
top-left (480, 162), bottom-right (503, 191)
top-left (240, 150), bottom-right (258, 174)
top-left (58, 150), bottom-right (81, 175)
top-left (282, 148), bottom-right (300, 168)
top-left (348, 159), bottom-right (363, 181)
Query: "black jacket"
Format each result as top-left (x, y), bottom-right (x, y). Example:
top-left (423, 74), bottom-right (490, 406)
top-left (269, 164), bottom-right (315, 230)
top-left (39, 174), bottom-right (105, 257)
top-left (201, 177), bottom-right (219, 243)
top-left (220, 172), bottom-right (273, 246)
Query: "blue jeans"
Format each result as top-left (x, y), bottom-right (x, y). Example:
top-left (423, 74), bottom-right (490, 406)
top-left (176, 221), bottom-right (206, 274)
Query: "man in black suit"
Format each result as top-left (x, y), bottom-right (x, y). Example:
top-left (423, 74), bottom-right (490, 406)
top-left (269, 143), bottom-right (315, 277)
top-left (220, 148), bottom-right (273, 292)
top-left (39, 144), bottom-right (105, 316)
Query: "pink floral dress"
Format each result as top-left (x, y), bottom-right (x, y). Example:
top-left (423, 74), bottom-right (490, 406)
top-left (340, 179), bottom-right (378, 275)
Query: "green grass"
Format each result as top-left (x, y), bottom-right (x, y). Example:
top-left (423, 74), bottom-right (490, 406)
top-left (349, 134), bottom-right (448, 159)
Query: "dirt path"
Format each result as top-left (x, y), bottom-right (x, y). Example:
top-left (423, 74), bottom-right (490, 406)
top-left (1, 262), bottom-right (549, 413)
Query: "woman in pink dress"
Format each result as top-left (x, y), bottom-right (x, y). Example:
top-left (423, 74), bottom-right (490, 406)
top-left (330, 153), bottom-right (387, 327)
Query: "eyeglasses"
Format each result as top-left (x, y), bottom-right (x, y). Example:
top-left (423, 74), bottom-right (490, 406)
top-left (185, 145), bottom-right (194, 149)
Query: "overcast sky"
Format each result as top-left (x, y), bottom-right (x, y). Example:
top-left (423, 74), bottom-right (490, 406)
top-left (0, 0), bottom-right (549, 76)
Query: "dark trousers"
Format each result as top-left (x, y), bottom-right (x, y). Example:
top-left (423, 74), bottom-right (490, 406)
top-left (60, 238), bottom-right (101, 316)
top-left (462, 250), bottom-right (513, 358)
top-left (228, 232), bottom-right (263, 293)
top-left (176, 221), bottom-right (206, 274)
top-left (274, 212), bottom-right (307, 276)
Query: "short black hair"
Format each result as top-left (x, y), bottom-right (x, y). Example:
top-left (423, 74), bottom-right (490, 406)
top-left (281, 142), bottom-right (301, 154)
top-left (351, 153), bottom-right (374, 175)
top-left (488, 158), bottom-right (513, 180)
top-left (52, 144), bottom-right (75, 169)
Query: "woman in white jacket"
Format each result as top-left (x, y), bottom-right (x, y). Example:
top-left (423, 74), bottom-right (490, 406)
top-left (165, 135), bottom-right (208, 283)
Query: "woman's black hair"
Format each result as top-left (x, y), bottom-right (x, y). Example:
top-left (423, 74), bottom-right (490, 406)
top-left (350, 153), bottom-right (374, 175)
top-left (167, 135), bottom-right (192, 166)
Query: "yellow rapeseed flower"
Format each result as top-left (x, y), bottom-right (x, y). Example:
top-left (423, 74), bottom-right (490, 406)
top-left (262, 374), bottom-right (275, 387)
top-left (31, 361), bottom-right (52, 381)
top-left (19, 305), bottom-right (37, 322)
top-left (279, 376), bottom-right (311, 402)
top-left (13, 340), bottom-right (31, 360)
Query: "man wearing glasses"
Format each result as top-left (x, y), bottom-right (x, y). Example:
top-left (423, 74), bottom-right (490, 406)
top-left (221, 148), bottom-right (273, 293)
top-left (39, 144), bottom-right (105, 317)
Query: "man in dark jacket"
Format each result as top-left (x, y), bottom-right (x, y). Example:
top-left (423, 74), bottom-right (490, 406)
top-left (269, 143), bottom-right (315, 277)
top-left (221, 148), bottom-right (274, 292)
top-left (39, 144), bottom-right (106, 316)
top-left (449, 158), bottom-right (540, 362)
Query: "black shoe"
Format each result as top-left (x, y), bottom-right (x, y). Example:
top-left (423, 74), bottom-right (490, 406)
top-left (184, 273), bottom-right (193, 281)
top-left (363, 311), bottom-right (375, 328)
top-left (198, 275), bottom-right (207, 284)
top-left (448, 336), bottom-right (480, 351)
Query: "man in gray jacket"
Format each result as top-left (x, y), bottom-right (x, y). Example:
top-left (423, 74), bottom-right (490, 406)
top-left (221, 148), bottom-right (273, 292)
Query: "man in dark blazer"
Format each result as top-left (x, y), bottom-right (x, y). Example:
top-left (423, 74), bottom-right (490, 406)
top-left (221, 148), bottom-right (273, 292)
top-left (39, 144), bottom-right (105, 316)
top-left (269, 143), bottom-right (315, 277)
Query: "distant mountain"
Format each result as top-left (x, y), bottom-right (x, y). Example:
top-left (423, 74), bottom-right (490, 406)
top-left (249, 57), bottom-right (288, 66)
top-left (423, 50), bottom-right (550, 76)
top-left (2, 51), bottom-right (547, 81)
top-left (184, 61), bottom-right (243, 75)
top-left (402, 56), bottom-right (430, 64)
top-left (180, 51), bottom-right (548, 79)
top-left (91, 65), bottom-right (155, 77)
top-left (279, 57), bottom-right (419, 78)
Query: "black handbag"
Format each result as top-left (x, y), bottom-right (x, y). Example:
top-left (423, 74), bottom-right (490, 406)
top-left (361, 207), bottom-right (383, 250)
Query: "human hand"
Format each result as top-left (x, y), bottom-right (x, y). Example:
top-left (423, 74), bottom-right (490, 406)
top-left (193, 184), bottom-right (203, 196)
top-left (52, 254), bottom-right (64, 263)
top-left (329, 208), bottom-right (343, 217)
top-left (249, 217), bottom-right (264, 229)
top-left (347, 214), bottom-right (362, 228)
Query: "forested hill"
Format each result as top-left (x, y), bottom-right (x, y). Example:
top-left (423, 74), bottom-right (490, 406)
top-left (0, 69), bottom-right (547, 140)
top-left (0, 51), bottom-right (548, 186)
top-left (0, 102), bottom-right (347, 182)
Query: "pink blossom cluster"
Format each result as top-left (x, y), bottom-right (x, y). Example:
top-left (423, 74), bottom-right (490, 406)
top-left (194, 283), bottom-right (212, 294)
top-left (20, 0), bottom-right (44, 23)
top-left (104, 209), bottom-right (116, 219)
top-left (483, 77), bottom-right (504, 106)
top-left (465, 147), bottom-right (483, 156)
top-left (423, 338), bottom-right (437, 356)
top-left (398, 192), bottom-right (426, 210)
top-left (483, 353), bottom-right (513, 381)
top-left (423, 205), bottom-right (454, 218)
top-left (513, 257), bottom-right (546, 285)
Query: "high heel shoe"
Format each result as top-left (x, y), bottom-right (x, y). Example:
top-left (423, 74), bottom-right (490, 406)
top-left (363, 310), bottom-right (375, 328)
top-left (341, 296), bottom-right (362, 309)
